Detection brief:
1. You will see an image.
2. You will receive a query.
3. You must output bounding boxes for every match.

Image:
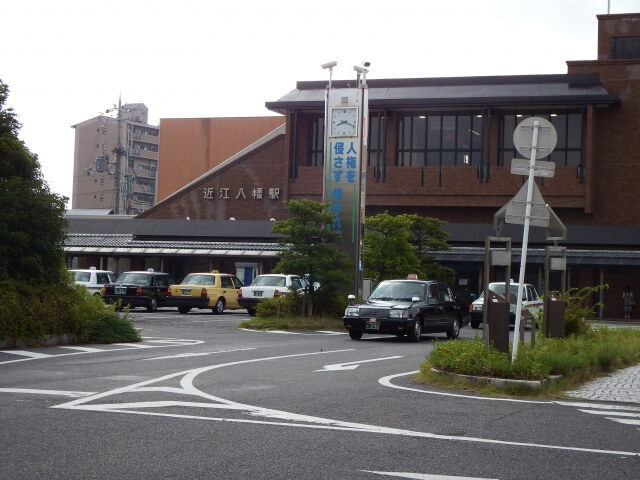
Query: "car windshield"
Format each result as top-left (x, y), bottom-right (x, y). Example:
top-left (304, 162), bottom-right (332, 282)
top-left (252, 276), bottom-right (287, 287)
top-left (117, 272), bottom-right (150, 285)
top-left (368, 282), bottom-right (424, 302)
top-left (181, 274), bottom-right (215, 286)
top-left (478, 284), bottom-right (520, 300)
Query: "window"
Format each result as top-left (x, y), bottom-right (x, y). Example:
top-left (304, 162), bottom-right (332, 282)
top-left (397, 114), bottom-right (483, 167)
top-left (612, 37), bottom-right (640, 59)
top-left (368, 114), bottom-right (383, 168)
top-left (309, 116), bottom-right (324, 166)
top-left (499, 112), bottom-right (582, 167)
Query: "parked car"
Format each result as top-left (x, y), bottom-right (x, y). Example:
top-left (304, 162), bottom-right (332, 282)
top-left (343, 277), bottom-right (468, 341)
top-left (69, 267), bottom-right (116, 295)
top-left (166, 271), bottom-right (244, 314)
top-left (469, 281), bottom-right (543, 329)
top-left (237, 274), bottom-right (306, 316)
top-left (101, 269), bottom-right (176, 312)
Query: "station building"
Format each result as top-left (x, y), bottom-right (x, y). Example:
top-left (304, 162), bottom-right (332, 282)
top-left (66, 13), bottom-right (640, 318)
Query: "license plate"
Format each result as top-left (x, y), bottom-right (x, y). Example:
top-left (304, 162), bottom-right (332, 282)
top-left (366, 320), bottom-right (380, 330)
top-left (253, 290), bottom-right (263, 297)
top-left (181, 289), bottom-right (191, 295)
top-left (115, 287), bottom-right (127, 295)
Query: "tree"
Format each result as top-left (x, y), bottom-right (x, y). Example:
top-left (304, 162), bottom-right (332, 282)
top-left (405, 213), bottom-right (456, 285)
top-left (363, 211), bottom-right (455, 284)
top-left (362, 212), bottom-right (421, 283)
top-left (271, 198), bottom-right (350, 315)
top-left (0, 79), bottom-right (68, 284)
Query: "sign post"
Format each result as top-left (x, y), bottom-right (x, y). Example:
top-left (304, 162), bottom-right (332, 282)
top-left (509, 117), bottom-right (557, 361)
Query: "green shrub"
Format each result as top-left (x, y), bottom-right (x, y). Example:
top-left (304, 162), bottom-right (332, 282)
top-left (558, 284), bottom-right (607, 336)
top-left (424, 327), bottom-right (640, 384)
top-left (85, 310), bottom-right (140, 343)
top-left (254, 289), bottom-right (348, 319)
top-left (255, 293), bottom-right (303, 318)
top-left (0, 274), bottom-right (140, 345)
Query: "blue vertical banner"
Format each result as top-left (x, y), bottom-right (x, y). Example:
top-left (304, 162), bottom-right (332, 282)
top-left (323, 85), bottom-right (368, 297)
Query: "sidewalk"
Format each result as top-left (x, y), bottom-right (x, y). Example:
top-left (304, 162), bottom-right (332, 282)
top-left (566, 318), bottom-right (640, 404)
top-left (565, 363), bottom-right (640, 404)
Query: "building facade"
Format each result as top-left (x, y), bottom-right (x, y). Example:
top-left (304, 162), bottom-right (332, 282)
top-left (156, 117), bottom-right (285, 202)
top-left (72, 103), bottom-right (159, 215)
top-left (67, 13), bottom-right (640, 318)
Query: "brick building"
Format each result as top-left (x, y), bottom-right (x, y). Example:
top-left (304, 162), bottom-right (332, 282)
top-left (67, 13), bottom-right (640, 317)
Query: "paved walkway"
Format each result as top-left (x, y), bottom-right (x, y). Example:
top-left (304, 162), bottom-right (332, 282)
top-left (565, 364), bottom-right (640, 404)
top-left (565, 319), bottom-right (640, 404)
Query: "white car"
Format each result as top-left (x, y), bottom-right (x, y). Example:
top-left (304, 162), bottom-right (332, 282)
top-left (69, 267), bottom-right (117, 295)
top-left (469, 281), bottom-right (543, 329)
top-left (237, 274), bottom-right (306, 316)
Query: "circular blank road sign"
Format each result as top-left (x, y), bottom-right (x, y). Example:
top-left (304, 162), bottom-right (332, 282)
top-left (513, 116), bottom-right (557, 159)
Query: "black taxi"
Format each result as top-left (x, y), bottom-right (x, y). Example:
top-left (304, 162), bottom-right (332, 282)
top-left (343, 277), bottom-right (468, 341)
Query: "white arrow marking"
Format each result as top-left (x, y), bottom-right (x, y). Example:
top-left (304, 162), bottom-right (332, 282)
top-left (53, 350), bottom-right (640, 457)
top-left (315, 356), bottom-right (403, 372)
top-left (362, 471), bottom-right (498, 480)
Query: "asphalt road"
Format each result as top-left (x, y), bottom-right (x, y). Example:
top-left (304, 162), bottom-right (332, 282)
top-left (1, 309), bottom-right (638, 480)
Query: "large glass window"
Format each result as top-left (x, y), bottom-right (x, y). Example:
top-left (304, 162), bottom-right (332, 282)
top-left (397, 114), bottom-right (483, 167)
top-left (309, 116), bottom-right (324, 166)
top-left (499, 112), bottom-right (582, 167)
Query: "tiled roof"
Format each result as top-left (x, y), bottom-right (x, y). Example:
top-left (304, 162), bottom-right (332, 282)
top-left (65, 233), bottom-right (281, 257)
top-left (65, 234), bottom-right (640, 265)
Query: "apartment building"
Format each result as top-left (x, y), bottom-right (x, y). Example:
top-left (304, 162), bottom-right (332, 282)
top-left (71, 103), bottom-right (159, 214)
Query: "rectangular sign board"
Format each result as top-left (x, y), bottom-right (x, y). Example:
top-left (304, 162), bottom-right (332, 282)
top-left (511, 158), bottom-right (556, 178)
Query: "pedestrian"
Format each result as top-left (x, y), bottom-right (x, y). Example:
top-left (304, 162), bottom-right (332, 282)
top-left (622, 285), bottom-right (635, 319)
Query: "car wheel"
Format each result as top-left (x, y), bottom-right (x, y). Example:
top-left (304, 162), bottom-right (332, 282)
top-left (470, 319), bottom-right (480, 329)
top-left (247, 307), bottom-right (257, 316)
top-left (447, 317), bottom-right (460, 339)
top-left (213, 298), bottom-right (225, 314)
top-left (147, 296), bottom-right (159, 312)
top-left (178, 306), bottom-right (191, 314)
top-left (407, 318), bottom-right (422, 342)
top-left (348, 330), bottom-right (363, 340)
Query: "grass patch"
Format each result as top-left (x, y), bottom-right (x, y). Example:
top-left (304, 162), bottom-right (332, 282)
top-left (418, 327), bottom-right (640, 397)
top-left (237, 315), bottom-right (344, 332)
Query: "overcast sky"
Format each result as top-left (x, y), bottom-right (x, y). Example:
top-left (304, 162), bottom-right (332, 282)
top-left (3, 0), bottom-right (640, 206)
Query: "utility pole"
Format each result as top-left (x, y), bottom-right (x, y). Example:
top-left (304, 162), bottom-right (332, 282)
top-left (105, 96), bottom-right (128, 214)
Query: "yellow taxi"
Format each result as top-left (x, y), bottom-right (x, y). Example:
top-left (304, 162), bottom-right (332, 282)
top-left (166, 271), bottom-right (244, 314)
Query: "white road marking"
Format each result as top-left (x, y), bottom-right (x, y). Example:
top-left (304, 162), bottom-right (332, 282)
top-left (362, 471), bottom-right (498, 480)
top-left (577, 409), bottom-right (640, 418)
top-left (143, 348), bottom-right (256, 361)
top-left (379, 371), bottom-right (551, 404)
top-left (0, 337), bottom-right (205, 365)
top-left (608, 418), bottom-right (640, 426)
top-left (53, 351), bottom-right (640, 457)
top-left (239, 328), bottom-right (346, 336)
top-left (58, 346), bottom-right (104, 353)
top-left (1, 350), bottom-right (52, 359)
top-left (315, 356), bottom-right (403, 372)
top-left (0, 388), bottom-right (96, 398)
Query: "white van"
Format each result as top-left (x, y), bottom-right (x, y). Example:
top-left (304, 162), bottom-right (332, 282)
top-left (69, 267), bottom-right (116, 295)
top-left (469, 281), bottom-right (543, 329)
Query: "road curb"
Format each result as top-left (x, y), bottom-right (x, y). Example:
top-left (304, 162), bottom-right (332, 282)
top-left (431, 367), bottom-right (561, 389)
